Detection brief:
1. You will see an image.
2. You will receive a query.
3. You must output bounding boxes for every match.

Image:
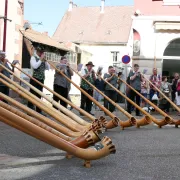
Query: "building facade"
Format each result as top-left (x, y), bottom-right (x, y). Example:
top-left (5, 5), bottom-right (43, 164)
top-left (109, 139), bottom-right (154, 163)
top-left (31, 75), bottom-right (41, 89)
top-left (0, 0), bottom-right (24, 63)
top-left (133, 0), bottom-right (180, 79)
top-left (53, 1), bottom-right (134, 94)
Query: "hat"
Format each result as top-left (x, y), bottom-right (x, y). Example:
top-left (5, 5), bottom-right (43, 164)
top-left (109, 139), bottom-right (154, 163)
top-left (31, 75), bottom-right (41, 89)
top-left (0, 51), bottom-right (6, 55)
top-left (36, 46), bottom-right (45, 52)
top-left (86, 61), bottom-right (95, 67)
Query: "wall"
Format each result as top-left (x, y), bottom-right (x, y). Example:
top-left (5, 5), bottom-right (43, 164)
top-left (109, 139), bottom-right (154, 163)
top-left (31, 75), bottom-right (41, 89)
top-left (0, 0), bottom-right (24, 64)
top-left (132, 17), bottom-right (180, 75)
top-left (135, 0), bottom-right (180, 16)
top-left (80, 44), bottom-right (130, 73)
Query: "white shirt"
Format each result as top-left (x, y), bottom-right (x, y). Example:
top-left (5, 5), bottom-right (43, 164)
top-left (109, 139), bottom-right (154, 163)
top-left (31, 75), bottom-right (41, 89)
top-left (30, 53), bottom-right (50, 70)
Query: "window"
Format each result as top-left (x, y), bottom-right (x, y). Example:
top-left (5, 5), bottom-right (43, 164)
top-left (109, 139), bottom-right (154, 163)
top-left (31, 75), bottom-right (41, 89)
top-left (65, 52), bottom-right (77, 64)
top-left (44, 52), bottom-right (61, 62)
top-left (111, 51), bottom-right (119, 63)
top-left (163, 0), bottom-right (180, 5)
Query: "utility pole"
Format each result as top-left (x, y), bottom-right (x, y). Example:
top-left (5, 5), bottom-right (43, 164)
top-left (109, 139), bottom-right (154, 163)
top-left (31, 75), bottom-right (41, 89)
top-left (3, 0), bottom-right (8, 51)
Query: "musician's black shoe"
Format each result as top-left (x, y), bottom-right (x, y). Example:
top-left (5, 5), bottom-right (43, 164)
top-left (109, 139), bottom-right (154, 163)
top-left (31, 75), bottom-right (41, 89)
top-left (89, 112), bottom-right (94, 116)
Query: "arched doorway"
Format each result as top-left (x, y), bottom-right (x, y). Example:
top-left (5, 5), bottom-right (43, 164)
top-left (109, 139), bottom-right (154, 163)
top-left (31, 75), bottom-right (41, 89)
top-left (163, 38), bottom-right (180, 81)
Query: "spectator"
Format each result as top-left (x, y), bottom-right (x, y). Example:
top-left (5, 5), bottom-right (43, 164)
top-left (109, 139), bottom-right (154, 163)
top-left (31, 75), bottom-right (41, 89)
top-left (176, 78), bottom-right (180, 116)
top-left (141, 76), bottom-right (148, 108)
top-left (159, 76), bottom-right (171, 113)
top-left (171, 73), bottom-right (179, 103)
top-left (149, 68), bottom-right (161, 101)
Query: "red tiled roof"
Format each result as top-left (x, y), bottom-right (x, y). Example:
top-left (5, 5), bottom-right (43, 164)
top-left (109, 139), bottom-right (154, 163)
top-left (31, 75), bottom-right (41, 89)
top-left (53, 6), bottom-right (134, 44)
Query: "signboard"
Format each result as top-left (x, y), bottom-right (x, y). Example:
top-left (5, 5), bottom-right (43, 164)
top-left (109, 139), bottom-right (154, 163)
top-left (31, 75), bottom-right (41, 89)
top-left (122, 55), bottom-right (131, 64)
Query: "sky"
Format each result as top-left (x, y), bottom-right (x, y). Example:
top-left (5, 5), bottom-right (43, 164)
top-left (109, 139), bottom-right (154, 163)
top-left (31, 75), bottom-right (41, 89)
top-left (24, 0), bottom-right (134, 37)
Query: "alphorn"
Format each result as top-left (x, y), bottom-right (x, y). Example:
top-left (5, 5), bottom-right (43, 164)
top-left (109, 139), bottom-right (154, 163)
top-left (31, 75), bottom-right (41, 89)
top-left (98, 74), bottom-right (172, 128)
top-left (120, 79), bottom-right (176, 127)
top-left (0, 100), bottom-right (70, 140)
top-left (0, 106), bottom-right (116, 167)
top-left (141, 73), bottom-right (180, 112)
top-left (0, 64), bottom-right (89, 127)
top-left (0, 93), bottom-right (82, 138)
top-left (0, 75), bottom-right (84, 132)
top-left (1, 64), bottom-right (107, 133)
top-left (69, 66), bottom-right (138, 129)
top-left (0, 101), bottom-right (101, 148)
top-left (8, 61), bottom-right (95, 122)
top-left (48, 61), bottom-right (119, 129)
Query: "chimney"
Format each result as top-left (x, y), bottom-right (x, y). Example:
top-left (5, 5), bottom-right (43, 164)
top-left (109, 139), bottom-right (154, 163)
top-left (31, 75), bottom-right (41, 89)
top-left (100, 0), bottom-right (105, 13)
top-left (73, 3), bottom-right (77, 8)
top-left (68, 1), bottom-right (73, 11)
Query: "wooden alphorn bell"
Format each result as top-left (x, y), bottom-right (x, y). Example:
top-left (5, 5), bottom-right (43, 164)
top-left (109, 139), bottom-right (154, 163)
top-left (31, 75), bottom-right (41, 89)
top-left (0, 106), bottom-right (116, 168)
top-left (48, 61), bottom-right (119, 130)
top-left (0, 100), bottom-right (101, 148)
top-left (96, 72), bottom-right (172, 128)
top-left (0, 75), bottom-right (107, 144)
top-left (0, 93), bottom-right (105, 150)
top-left (0, 92), bottom-right (81, 138)
top-left (68, 66), bottom-right (138, 130)
top-left (120, 78), bottom-right (175, 128)
top-left (101, 75), bottom-right (175, 128)
top-left (8, 60), bottom-right (95, 122)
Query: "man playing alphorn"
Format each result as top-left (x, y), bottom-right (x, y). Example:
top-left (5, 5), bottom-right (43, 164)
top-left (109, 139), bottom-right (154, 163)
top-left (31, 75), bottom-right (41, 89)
top-left (0, 51), bottom-right (12, 103)
top-left (27, 46), bottom-right (50, 114)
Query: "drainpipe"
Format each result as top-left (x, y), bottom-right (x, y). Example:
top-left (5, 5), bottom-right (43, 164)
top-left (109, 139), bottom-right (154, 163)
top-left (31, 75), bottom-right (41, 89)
top-left (3, 0), bottom-right (8, 51)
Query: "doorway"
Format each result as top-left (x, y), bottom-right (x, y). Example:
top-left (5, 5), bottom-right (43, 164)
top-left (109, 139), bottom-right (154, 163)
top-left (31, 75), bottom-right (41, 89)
top-left (162, 38), bottom-right (180, 81)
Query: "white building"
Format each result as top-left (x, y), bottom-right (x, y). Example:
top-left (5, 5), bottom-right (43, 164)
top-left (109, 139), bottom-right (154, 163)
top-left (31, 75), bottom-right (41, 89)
top-left (132, 0), bottom-right (180, 79)
top-left (53, 0), bottom-right (134, 94)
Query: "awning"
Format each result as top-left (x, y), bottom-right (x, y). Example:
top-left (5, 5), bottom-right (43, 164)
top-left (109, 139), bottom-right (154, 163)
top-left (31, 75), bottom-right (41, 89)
top-left (154, 22), bottom-right (180, 30)
top-left (20, 29), bottom-right (73, 52)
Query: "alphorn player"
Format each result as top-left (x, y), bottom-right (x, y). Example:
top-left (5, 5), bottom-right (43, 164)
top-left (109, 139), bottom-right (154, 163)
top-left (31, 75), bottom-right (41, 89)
top-left (80, 61), bottom-right (96, 116)
top-left (127, 64), bottom-right (143, 116)
top-left (103, 66), bottom-right (118, 113)
top-left (27, 46), bottom-right (50, 114)
top-left (53, 56), bottom-right (73, 108)
top-left (0, 50), bottom-right (12, 103)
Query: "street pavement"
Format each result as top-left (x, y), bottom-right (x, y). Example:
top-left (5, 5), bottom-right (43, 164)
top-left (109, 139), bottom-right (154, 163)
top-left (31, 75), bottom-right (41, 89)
top-left (0, 106), bottom-right (180, 180)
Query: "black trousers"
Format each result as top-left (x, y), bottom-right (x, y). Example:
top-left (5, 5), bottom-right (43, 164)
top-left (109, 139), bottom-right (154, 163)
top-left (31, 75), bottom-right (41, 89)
top-left (127, 89), bottom-right (141, 115)
top-left (27, 78), bottom-right (44, 113)
top-left (0, 85), bottom-right (9, 103)
top-left (80, 87), bottom-right (93, 113)
top-left (171, 91), bottom-right (176, 103)
top-left (53, 84), bottom-right (68, 108)
top-left (104, 90), bottom-right (117, 112)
